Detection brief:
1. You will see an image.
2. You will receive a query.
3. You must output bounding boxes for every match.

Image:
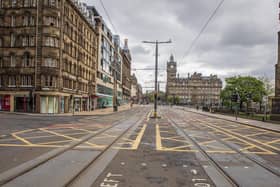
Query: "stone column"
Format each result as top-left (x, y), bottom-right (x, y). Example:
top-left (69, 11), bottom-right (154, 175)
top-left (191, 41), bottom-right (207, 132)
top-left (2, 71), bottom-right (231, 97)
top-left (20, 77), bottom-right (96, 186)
top-left (10, 95), bottom-right (14, 112)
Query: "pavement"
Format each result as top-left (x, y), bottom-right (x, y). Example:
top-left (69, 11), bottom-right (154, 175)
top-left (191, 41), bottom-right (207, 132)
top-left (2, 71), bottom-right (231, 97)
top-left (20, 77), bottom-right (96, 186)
top-left (178, 107), bottom-right (280, 132)
top-left (0, 104), bottom-right (136, 117)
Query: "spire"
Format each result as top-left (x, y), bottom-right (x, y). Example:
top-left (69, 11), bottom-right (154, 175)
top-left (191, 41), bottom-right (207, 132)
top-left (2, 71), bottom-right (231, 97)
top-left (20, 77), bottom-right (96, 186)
top-left (124, 38), bottom-right (129, 50)
top-left (170, 54), bottom-right (174, 62)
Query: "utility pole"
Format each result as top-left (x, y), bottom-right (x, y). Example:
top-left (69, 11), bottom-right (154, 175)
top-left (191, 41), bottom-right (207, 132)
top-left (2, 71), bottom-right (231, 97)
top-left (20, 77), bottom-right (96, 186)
top-left (142, 39), bottom-right (172, 118)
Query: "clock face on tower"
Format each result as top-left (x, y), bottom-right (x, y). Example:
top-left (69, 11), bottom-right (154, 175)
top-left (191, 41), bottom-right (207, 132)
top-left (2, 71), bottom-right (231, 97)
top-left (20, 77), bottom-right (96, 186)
top-left (170, 65), bottom-right (174, 69)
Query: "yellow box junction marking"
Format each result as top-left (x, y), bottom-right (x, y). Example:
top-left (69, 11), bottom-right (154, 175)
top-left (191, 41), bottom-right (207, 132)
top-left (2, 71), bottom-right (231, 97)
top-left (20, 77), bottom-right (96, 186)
top-left (11, 129), bottom-right (34, 145)
top-left (196, 119), bottom-right (277, 155)
top-left (156, 124), bottom-right (196, 152)
top-left (0, 126), bottom-right (107, 149)
top-left (115, 124), bottom-right (147, 150)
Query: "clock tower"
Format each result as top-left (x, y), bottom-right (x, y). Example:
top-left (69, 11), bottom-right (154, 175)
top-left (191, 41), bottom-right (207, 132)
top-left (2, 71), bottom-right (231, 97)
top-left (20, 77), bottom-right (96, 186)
top-left (166, 54), bottom-right (177, 96)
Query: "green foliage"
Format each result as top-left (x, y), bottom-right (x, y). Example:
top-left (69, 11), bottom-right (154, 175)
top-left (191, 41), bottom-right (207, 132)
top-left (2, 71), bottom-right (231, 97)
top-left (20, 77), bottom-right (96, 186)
top-left (221, 76), bottom-right (267, 109)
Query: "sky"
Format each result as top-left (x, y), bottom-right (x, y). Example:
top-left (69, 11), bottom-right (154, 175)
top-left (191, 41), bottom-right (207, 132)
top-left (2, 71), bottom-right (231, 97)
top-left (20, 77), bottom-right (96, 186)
top-left (83, 0), bottom-right (279, 92)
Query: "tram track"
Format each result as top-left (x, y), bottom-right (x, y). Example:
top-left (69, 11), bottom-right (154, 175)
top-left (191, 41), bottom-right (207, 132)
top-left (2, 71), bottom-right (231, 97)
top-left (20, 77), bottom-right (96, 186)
top-left (65, 109), bottom-right (149, 187)
top-left (166, 109), bottom-right (280, 187)
top-left (175, 113), bottom-right (280, 178)
top-left (0, 107), bottom-right (147, 186)
top-left (166, 115), bottom-right (239, 187)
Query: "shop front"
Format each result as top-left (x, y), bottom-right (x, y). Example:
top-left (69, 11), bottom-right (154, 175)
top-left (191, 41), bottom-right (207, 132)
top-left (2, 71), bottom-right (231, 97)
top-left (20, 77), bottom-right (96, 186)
top-left (97, 94), bottom-right (113, 108)
top-left (14, 95), bottom-right (33, 112)
top-left (0, 95), bottom-right (11, 111)
top-left (40, 96), bottom-right (59, 114)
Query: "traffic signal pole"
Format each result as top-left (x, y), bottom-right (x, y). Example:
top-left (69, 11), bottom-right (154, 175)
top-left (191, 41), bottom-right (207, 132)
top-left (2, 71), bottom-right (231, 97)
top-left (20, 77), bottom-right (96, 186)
top-left (142, 39), bottom-right (172, 118)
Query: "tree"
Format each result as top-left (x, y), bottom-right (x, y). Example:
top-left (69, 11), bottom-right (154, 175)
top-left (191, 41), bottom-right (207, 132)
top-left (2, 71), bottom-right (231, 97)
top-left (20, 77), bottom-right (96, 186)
top-left (258, 76), bottom-right (274, 96)
top-left (220, 76), bottom-right (267, 111)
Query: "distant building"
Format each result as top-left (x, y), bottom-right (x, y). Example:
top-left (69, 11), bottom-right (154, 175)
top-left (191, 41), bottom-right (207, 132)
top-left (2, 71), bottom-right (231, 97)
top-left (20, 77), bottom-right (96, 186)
top-left (166, 55), bottom-right (222, 105)
top-left (121, 39), bottom-right (132, 103)
top-left (131, 73), bottom-right (142, 103)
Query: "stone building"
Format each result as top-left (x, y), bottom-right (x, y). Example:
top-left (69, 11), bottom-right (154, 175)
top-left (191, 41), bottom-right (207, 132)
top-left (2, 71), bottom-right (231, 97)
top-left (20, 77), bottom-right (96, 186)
top-left (166, 55), bottom-right (222, 105)
top-left (88, 6), bottom-right (123, 108)
top-left (0, 0), bottom-right (98, 113)
top-left (121, 39), bottom-right (131, 103)
top-left (131, 73), bottom-right (142, 104)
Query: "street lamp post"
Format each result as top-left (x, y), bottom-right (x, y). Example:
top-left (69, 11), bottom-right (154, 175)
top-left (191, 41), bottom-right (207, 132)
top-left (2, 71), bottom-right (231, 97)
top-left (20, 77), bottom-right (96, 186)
top-left (142, 39), bottom-right (172, 118)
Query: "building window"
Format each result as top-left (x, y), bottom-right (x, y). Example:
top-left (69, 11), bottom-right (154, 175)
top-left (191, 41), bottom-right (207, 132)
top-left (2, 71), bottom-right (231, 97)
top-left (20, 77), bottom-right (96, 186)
top-left (0, 76), bottom-right (2, 87)
top-left (0, 57), bottom-right (3, 67)
top-left (23, 52), bottom-right (32, 67)
top-left (8, 76), bottom-right (16, 87)
top-left (44, 0), bottom-right (58, 7)
top-left (44, 16), bottom-right (59, 27)
top-left (22, 36), bottom-right (28, 46)
top-left (22, 35), bottom-right (34, 47)
top-left (11, 15), bottom-right (15, 27)
top-left (42, 75), bottom-right (56, 87)
top-left (23, 15), bottom-right (35, 26)
top-left (42, 58), bottom-right (57, 67)
top-left (45, 37), bottom-right (58, 47)
top-left (11, 0), bottom-right (17, 7)
top-left (0, 37), bottom-right (2, 47)
top-left (23, 0), bottom-right (29, 7)
top-left (10, 54), bottom-right (16, 67)
top-left (23, 15), bottom-right (29, 26)
top-left (10, 33), bottom-right (15, 47)
top-left (21, 75), bottom-right (32, 87)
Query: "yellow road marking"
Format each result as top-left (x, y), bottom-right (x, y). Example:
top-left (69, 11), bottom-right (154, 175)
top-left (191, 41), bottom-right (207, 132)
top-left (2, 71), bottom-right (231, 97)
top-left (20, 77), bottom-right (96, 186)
top-left (245, 131), bottom-right (272, 137)
top-left (69, 127), bottom-right (97, 133)
top-left (131, 124), bottom-right (147, 150)
top-left (23, 132), bottom-right (89, 140)
top-left (12, 130), bottom-right (34, 145)
top-left (196, 119), bottom-right (276, 154)
top-left (156, 124), bottom-right (162, 150)
top-left (39, 128), bottom-right (102, 148)
top-left (264, 139), bottom-right (280, 145)
top-left (37, 140), bottom-right (72, 145)
top-left (0, 143), bottom-right (101, 149)
top-left (39, 128), bottom-right (79, 141)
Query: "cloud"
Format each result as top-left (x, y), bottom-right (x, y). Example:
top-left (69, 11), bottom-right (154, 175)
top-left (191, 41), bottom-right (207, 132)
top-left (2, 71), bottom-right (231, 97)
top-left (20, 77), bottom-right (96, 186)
top-left (83, 0), bottom-right (278, 91)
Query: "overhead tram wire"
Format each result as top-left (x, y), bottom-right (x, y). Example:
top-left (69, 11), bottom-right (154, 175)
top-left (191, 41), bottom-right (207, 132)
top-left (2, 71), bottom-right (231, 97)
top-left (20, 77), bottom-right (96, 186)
top-left (98, 0), bottom-right (119, 34)
top-left (181, 0), bottom-right (226, 60)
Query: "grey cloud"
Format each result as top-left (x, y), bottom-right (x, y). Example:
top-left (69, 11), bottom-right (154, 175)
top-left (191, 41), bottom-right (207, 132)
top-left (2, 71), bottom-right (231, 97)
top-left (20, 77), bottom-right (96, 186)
top-left (83, 0), bottom-right (278, 90)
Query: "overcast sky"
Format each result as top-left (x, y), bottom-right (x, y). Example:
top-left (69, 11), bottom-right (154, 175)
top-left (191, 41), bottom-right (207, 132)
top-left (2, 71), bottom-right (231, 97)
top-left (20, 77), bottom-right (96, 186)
top-left (84, 0), bottom-right (279, 92)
